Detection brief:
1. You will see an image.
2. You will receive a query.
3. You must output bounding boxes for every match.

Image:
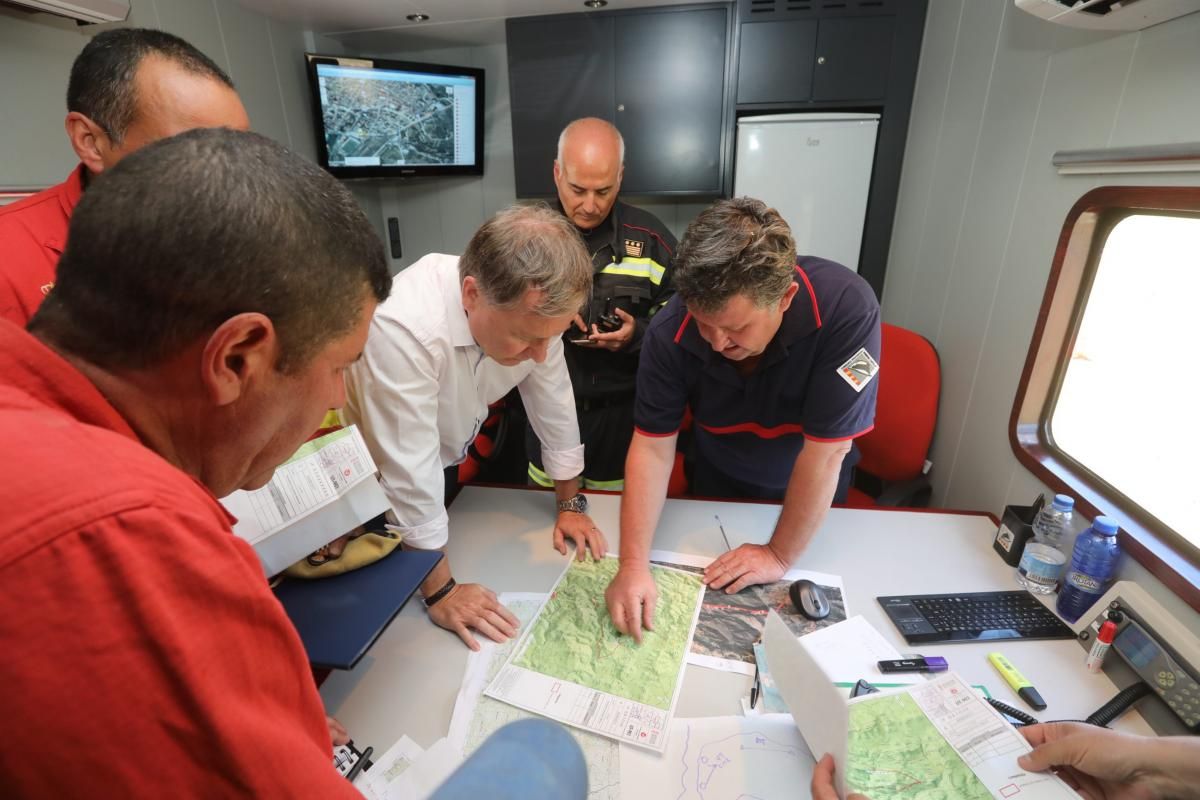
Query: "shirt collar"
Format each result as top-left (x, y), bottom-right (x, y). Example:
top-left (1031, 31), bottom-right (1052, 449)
top-left (676, 261), bottom-right (822, 367)
top-left (557, 200), bottom-right (620, 252)
top-left (775, 262), bottom-right (823, 346)
top-left (60, 164), bottom-right (87, 217)
top-left (441, 256), bottom-right (477, 348)
top-left (0, 320), bottom-right (138, 442)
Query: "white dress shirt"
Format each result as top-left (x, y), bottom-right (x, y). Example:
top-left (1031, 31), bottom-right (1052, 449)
top-left (342, 253), bottom-right (584, 549)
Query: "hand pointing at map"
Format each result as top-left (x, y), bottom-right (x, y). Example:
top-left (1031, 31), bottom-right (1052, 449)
top-left (605, 563), bottom-right (657, 644)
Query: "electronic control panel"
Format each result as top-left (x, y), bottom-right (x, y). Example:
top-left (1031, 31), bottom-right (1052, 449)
top-left (1076, 582), bottom-right (1200, 733)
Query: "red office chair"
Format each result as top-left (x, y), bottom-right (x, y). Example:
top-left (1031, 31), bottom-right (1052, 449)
top-left (843, 323), bottom-right (940, 508)
top-left (666, 406), bottom-right (694, 498)
top-left (457, 400), bottom-right (510, 485)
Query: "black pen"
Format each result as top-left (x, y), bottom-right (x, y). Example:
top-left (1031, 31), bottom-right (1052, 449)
top-left (750, 664), bottom-right (761, 709)
top-left (714, 515), bottom-right (733, 552)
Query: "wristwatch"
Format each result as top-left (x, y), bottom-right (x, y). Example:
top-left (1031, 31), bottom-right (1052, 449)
top-left (557, 493), bottom-right (589, 514)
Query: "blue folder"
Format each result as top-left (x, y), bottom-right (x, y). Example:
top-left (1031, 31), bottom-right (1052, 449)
top-left (274, 549), bottom-right (442, 670)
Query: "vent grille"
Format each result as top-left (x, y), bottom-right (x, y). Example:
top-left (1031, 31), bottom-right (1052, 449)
top-left (741, 0), bottom-right (894, 21)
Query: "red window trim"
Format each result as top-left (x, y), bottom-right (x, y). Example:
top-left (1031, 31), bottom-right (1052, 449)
top-left (1010, 185), bottom-right (1200, 613)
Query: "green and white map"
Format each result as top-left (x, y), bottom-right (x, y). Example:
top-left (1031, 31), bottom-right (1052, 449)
top-left (847, 693), bottom-right (992, 799)
top-left (484, 556), bottom-right (704, 752)
top-left (514, 557), bottom-right (702, 709)
top-left (448, 594), bottom-right (619, 800)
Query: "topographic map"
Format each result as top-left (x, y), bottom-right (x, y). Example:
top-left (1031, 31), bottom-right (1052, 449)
top-left (514, 557), bottom-right (703, 709)
top-left (319, 75), bottom-right (455, 165)
top-left (651, 551), bottom-right (847, 673)
top-left (620, 714), bottom-right (814, 800)
top-left (448, 594), bottom-right (619, 800)
top-left (847, 692), bottom-right (992, 800)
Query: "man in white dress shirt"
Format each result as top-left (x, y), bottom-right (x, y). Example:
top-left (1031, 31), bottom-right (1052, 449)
top-left (343, 204), bottom-right (607, 650)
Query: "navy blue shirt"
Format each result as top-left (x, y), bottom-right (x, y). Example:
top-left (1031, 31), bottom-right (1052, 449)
top-left (634, 256), bottom-right (881, 492)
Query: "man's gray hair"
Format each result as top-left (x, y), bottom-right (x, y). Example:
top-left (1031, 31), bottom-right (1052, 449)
top-left (673, 197), bottom-right (797, 314)
top-left (459, 203), bottom-right (592, 317)
top-left (556, 117), bottom-right (625, 166)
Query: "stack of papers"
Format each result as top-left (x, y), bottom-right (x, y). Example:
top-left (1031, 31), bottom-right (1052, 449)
top-left (448, 593), bottom-right (620, 800)
top-left (221, 425), bottom-right (389, 575)
top-left (763, 611), bottom-right (1080, 799)
top-left (355, 735), bottom-right (463, 800)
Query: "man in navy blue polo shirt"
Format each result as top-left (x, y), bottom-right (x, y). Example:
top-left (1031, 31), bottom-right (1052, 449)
top-left (605, 198), bottom-right (881, 641)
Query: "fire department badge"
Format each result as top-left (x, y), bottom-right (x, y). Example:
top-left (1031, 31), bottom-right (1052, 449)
top-left (624, 239), bottom-right (645, 258)
top-left (837, 347), bottom-right (880, 392)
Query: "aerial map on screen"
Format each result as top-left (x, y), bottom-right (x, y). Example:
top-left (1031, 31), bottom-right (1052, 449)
top-left (316, 64), bottom-right (474, 167)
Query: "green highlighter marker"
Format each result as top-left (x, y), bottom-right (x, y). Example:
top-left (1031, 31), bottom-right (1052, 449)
top-left (988, 652), bottom-right (1047, 711)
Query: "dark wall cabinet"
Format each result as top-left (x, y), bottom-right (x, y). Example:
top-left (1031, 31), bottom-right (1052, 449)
top-left (507, 5), bottom-right (733, 197)
top-left (737, 14), bottom-right (895, 105)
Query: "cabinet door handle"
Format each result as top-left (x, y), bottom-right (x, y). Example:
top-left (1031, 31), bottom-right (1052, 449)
top-left (817, 56), bottom-right (826, 65)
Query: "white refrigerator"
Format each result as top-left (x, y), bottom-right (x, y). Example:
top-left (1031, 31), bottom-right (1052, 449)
top-left (734, 113), bottom-right (880, 273)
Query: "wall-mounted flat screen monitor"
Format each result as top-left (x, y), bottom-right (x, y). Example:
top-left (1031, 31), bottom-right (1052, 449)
top-left (305, 54), bottom-right (484, 179)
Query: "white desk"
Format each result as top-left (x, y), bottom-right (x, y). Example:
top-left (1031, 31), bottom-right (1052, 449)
top-left (320, 486), bottom-right (1154, 752)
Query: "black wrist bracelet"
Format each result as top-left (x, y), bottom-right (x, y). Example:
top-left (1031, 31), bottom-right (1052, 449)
top-left (423, 577), bottom-right (457, 608)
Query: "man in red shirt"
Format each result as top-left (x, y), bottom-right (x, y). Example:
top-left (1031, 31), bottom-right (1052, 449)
top-left (0, 28), bottom-right (249, 326)
top-left (0, 128), bottom-right (391, 795)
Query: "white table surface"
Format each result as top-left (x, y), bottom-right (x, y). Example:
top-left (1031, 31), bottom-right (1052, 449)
top-left (319, 486), bottom-right (1153, 752)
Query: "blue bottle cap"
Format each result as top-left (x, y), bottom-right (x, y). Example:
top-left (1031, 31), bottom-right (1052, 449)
top-left (1093, 516), bottom-right (1119, 535)
top-left (1052, 494), bottom-right (1075, 511)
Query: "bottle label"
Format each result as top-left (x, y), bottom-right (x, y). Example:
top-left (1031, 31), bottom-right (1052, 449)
top-left (1019, 545), bottom-right (1065, 587)
top-left (1066, 571), bottom-right (1103, 592)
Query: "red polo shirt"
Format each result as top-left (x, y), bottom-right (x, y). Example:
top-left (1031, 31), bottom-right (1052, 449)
top-left (0, 164), bottom-right (85, 326)
top-left (0, 320), bottom-right (359, 797)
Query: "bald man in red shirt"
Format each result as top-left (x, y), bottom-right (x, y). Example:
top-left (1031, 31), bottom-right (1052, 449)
top-left (0, 28), bottom-right (248, 326)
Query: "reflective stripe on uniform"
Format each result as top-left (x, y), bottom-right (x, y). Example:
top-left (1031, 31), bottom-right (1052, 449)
top-left (527, 462), bottom-right (555, 487)
top-left (599, 257), bottom-right (666, 286)
top-left (529, 463), bottom-right (623, 491)
top-left (582, 477), bottom-right (625, 491)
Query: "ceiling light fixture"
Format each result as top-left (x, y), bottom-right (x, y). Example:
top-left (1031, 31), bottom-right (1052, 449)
top-left (406, 13), bottom-right (429, 22)
top-left (584, 0), bottom-right (607, 7)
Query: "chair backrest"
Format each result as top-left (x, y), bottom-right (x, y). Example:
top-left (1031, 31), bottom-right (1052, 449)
top-left (855, 323), bottom-right (940, 482)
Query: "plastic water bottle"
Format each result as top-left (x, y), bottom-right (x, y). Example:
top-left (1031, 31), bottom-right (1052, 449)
top-left (1056, 516), bottom-right (1122, 623)
top-left (1015, 494), bottom-right (1074, 594)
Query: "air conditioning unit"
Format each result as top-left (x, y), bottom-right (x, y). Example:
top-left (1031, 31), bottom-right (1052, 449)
top-left (1015, 0), bottom-right (1200, 30)
top-left (5, 0), bottom-right (130, 24)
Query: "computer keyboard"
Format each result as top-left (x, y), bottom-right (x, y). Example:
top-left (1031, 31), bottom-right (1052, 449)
top-left (877, 590), bottom-right (1076, 645)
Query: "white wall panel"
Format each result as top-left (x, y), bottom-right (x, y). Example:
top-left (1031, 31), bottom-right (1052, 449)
top-left (882, 0), bottom-right (964, 329)
top-left (0, 0), bottom-right (313, 185)
top-left (887, 0), bottom-right (1200, 616)
top-left (154, 0), bottom-right (228, 73)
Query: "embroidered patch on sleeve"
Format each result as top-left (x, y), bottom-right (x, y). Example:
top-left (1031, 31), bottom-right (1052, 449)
top-left (624, 238), bottom-right (645, 258)
top-left (836, 347), bottom-right (880, 393)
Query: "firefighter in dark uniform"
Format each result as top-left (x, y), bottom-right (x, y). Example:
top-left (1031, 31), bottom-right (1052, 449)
top-left (527, 118), bottom-right (677, 491)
